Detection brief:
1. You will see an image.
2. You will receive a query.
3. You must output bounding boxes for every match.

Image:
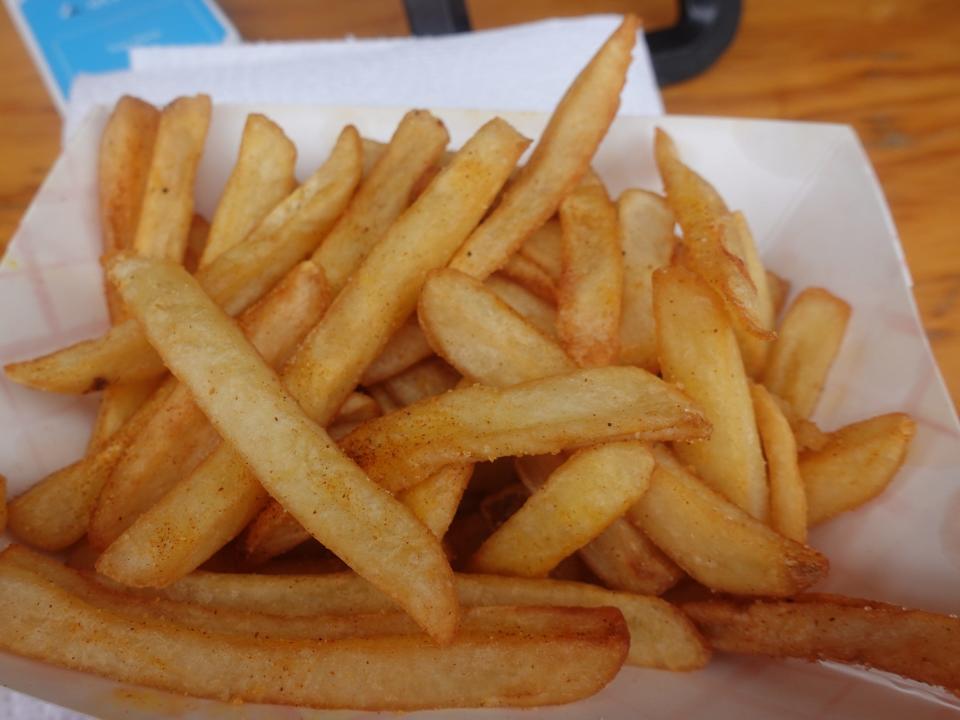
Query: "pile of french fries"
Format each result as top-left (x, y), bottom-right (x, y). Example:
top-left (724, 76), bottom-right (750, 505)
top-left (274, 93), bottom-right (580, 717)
top-left (0, 15), bottom-right (954, 711)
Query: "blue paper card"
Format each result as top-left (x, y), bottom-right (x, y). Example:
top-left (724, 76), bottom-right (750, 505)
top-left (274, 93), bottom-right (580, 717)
top-left (5, 0), bottom-right (238, 110)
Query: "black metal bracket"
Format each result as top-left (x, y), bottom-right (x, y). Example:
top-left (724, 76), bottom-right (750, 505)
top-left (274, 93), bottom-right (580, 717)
top-left (401, 0), bottom-right (741, 86)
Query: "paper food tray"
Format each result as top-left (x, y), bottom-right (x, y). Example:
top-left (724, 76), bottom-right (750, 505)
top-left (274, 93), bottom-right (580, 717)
top-left (1, 105), bottom-right (958, 719)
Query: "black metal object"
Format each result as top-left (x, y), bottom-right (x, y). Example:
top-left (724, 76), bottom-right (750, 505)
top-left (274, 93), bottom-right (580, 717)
top-left (401, 0), bottom-right (740, 85)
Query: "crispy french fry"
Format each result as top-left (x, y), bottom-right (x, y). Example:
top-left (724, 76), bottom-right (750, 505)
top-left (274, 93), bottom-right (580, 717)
top-left (89, 261), bottom-right (332, 549)
top-left (361, 319), bottom-right (435, 385)
top-left (5, 126), bottom-right (362, 394)
top-left (132, 95), bottom-right (211, 262)
top-left (682, 594), bottom-right (960, 693)
top-left (763, 287), bottom-right (851, 418)
top-left (485, 274), bottom-right (558, 338)
top-left (200, 114), bottom-right (297, 266)
top-left (6, 380), bottom-right (178, 551)
top-left (654, 264), bottom-right (768, 520)
top-left (341, 366), bottom-right (709, 492)
top-left (518, 219), bottom-right (562, 281)
top-left (419, 269), bottom-right (573, 385)
top-left (767, 270), bottom-right (790, 318)
top-left (398, 464), bottom-right (474, 538)
top-left (99, 120), bottom-right (528, 589)
top-left (557, 173), bottom-right (623, 367)
top-left (87, 378), bottom-right (162, 449)
top-left (0, 556), bottom-right (626, 710)
top-left (382, 357), bottom-right (460, 407)
top-left (313, 110), bottom-right (450, 291)
top-left (628, 446), bottom-right (827, 596)
top-left (107, 256), bottom-right (458, 641)
top-left (450, 17), bottom-right (637, 278)
top-left (802, 413), bottom-right (915, 525)
top-left (182, 213), bottom-right (209, 273)
top-left (516, 454), bottom-right (683, 596)
top-left (471, 442), bottom-right (653, 577)
top-left (617, 189), bottom-right (675, 371)
top-left (751, 383), bottom-right (806, 542)
top-left (769, 391), bottom-right (829, 453)
top-left (120, 567), bottom-right (707, 671)
top-left (500, 253), bottom-right (558, 301)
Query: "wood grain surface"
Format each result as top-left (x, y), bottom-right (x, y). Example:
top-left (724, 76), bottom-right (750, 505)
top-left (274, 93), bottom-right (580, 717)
top-left (1, 0), bottom-right (957, 407)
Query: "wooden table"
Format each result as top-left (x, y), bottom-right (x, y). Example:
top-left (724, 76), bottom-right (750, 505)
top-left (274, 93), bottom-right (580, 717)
top-left (2, 0), bottom-right (958, 407)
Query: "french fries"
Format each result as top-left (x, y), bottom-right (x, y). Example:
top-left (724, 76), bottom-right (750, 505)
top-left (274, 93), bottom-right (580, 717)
top-left (518, 218), bottom-right (563, 281)
top-left (360, 318), bottom-right (435, 385)
top-left (653, 264), bottom-right (769, 519)
top-left (500, 253), bottom-right (558, 301)
top-left (199, 113), bottom-right (297, 265)
top-left (450, 16), bottom-right (637, 277)
top-left (763, 287), bottom-right (852, 418)
top-left (683, 594), bottom-right (960, 693)
top-left (802, 413), bottom-right (915, 525)
top-left (107, 255), bottom-right (458, 642)
top-left (485, 274), bottom-right (558, 338)
top-left (557, 172), bottom-right (623, 367)
top-left (381, 357), bottom-right (460, 406)
top-left (471, 442), bottom-right (653, 577)
top-left (341, 366), bottom-right (709, 492)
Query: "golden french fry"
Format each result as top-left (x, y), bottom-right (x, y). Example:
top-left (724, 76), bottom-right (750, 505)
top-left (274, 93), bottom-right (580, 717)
top-left (518, 219), bottom-right (562, 281)
top-left (182, 213), bottom-right (210, 273)
top-left (361, 137), bottom-right (387, 175)
top-left (106, 256), bottom-right (458, 641)
top-left (653, 264), bottom-right (768, 519)
top-left (89, 261), bottom-right (332, 549)
top-left (87, 378), bottom-right (162, 449)
top-left (132, 95), bottom-right (211, 262)
top-left (500, 253), bottom-right (558, 301)
top-left (768, 391), bottom-right (828, 452)
top-left (557, 173), bottom-right (623, 367)
top-left (628, 446), bottom-right (827, 596)
top-left (450, 17), bottom-right (637, 278)
top-left (471, 442), bottom-right (653, 577)
top-left (763, 287), bottom-right (851, 418)
top-left (200, 114), bottom-right (297, 266)
top-left (335, 391), bottom-right (381, 425)
top-left (5, 126), bottom-right (362, 394)
top-left (398, 464), bottom-right (474, 538)
top-left (419, 269), bottom-right (573, 385)
top-left (802, 413), bottom-right (915, 525)
top-left (98, 95), bottom-right (160, 320)
top-left (617, 189), bottom-right (675, 371)
top-left (0, 556), bottom-right (626, 710)
top-left (750, 383), bottom-right (806, 542)
top-left (767, 270), bottom-right (790, 318)
top-left (484, 274), bottom-right (558, 338)
top-left (382, 357), bottom-right (460, 407)
top-left (655, 129), bottom-right (771, 339)
top-left (682, 594), bottom-right (960, 693)
top-left (341, 366), bottom-right (709, 492)
top-left (516, 454), bottom-right (683, 595)
top-left (6, 380), bottom-right (178, 551)
top-left (100, 120), bottom-right (528, 589)
top-left (361, 319), bottom-right (435, 385)
top-left (313, 110), bottom-right (450, 291)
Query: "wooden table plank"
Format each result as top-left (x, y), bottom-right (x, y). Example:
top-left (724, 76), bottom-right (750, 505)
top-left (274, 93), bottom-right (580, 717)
top-left (1, 0), bottom-right (957, 408)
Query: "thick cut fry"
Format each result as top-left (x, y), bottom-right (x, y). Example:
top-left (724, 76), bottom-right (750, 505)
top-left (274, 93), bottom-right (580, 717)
top-left (485, 274), bottom-right (558, 338)
top-left (628, 447), bottom-right (827, 596)
top-left (450, 17), bottom-right (637, 278)
top-left (361, 319), bottom-right (435, 385)
top-left (382, 357), bottom-right (460, 407)
top-left (500, 253), bottom-right (558, 301)
top-left (655, 129), bottom-right (770, 339)
top-left (472, 442), bottom-right (653, 577)
top-left (107, 257), bottom-right (457, 641)
top-left (89, 261), bottom-right (332, 549)
top-left (342, 366), bottom-right (708, 492)
top-left (654, 265), bottom-right (768, 520)
top-left (5, 127), bottom-right (362, 394)
top-left (751, 383), bottom-right (806, 542)
top-left (6, 381), bottom-right (177, 551)
top-left (802, 413), bottom-right (915, 525)
top-left (683, 594), bottom-right (960, 693)
top-left (763, 287), bottom-right (851, 418)
top-left (200, 114), bottom-right (297, 266)
top-left (518, 219), bottom-right (563, 281)
top-left (516, 454), bottom-right (683, 595)
top-left (182, 213), bottom-right (209, 273)
top-left (98, 96), bottom-right (160, 320)
top-left (398, 464), bottom-right (474, 538)
top-left (88, 378), bottom-right (162, 448)
top-left (313, 110), bottom-right (450, 291)
top-left (132, 95), bottom-right (211, 262)
top-left (617, 189), bottom-right (675, 370)
top-left (125, 568), bottom-right (706, 671)
top-left (557, 173), bottom-right (623, 367)
top-left (420, 269), bottom-right (573, 385)
top-left (0, 559), bottom-right (626, 710)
